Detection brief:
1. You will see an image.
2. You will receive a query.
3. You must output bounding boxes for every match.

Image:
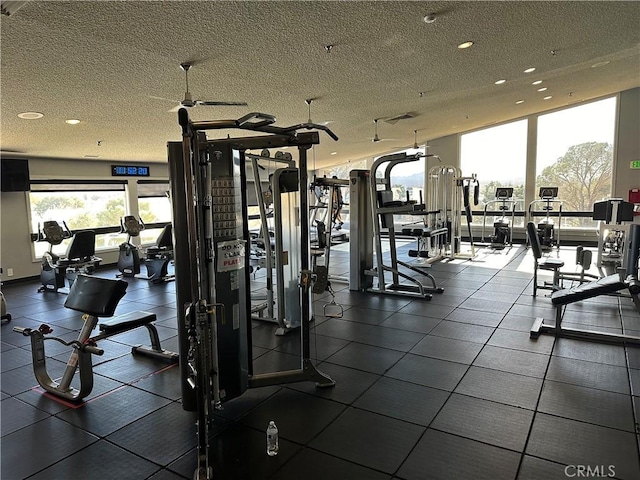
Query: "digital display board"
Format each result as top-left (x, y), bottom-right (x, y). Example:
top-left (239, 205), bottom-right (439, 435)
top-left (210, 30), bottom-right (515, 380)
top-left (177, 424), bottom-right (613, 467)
top-left (111, 165), bottom-right (150, 177)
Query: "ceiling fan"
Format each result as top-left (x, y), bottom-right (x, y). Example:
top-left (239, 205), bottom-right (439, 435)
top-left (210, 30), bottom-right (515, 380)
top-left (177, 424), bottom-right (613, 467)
top-left (370, 118), bottom-right (399, 143)
top-left (305, 98), bottom-right (333, 126)
top-left (165, 63), bottom-right (248, 113)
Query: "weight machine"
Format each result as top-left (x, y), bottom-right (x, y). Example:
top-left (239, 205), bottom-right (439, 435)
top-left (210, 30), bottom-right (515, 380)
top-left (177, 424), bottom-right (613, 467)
top-left (169, 109), bottom-right (337, 480)
top-left (117, 215), bottom-right (144, 277)
top-left (426, 165), bottom-right (478, 260)
top-left (481, 187), bottom-right (517, 249)
top-left (349, 152), bottom-right (445, 299)
top-left (528, 187), bottom-right (563, 251)
top-left (593, 198), bottom-right (635, 276)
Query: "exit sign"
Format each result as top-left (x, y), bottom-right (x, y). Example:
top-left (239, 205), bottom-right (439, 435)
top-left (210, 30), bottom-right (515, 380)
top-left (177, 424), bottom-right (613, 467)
top-left (631, 160), bottom-right (640, 169)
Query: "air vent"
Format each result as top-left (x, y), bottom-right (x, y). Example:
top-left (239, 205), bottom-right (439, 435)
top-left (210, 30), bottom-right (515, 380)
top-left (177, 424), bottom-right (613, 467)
top-left (384, 112), bottom-right (417, 124)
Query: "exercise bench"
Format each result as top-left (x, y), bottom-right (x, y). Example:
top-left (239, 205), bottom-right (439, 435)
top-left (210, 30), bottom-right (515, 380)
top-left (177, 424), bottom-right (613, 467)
top-left (530, 223), bottom-right (640, 345)
top-left (14, 274), bottom-right (178, 402)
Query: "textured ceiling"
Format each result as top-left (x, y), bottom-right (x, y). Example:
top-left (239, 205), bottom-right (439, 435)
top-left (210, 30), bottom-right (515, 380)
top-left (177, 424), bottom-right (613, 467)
top-left (1, 1), bottom-right (639, 169)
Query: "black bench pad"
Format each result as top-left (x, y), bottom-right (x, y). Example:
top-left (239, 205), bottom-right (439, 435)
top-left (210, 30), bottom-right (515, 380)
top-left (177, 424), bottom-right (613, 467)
top-left (99, 311), bottom-right (157, 334)
top-left (551, 274), bottom-right (625, 306)
top-left (401, 227), bottom-right (448, 237)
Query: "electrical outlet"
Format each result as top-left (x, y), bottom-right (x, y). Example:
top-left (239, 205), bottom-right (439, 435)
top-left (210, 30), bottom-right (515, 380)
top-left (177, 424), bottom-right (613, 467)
top-left (6, 268), bottom-right (13, 277)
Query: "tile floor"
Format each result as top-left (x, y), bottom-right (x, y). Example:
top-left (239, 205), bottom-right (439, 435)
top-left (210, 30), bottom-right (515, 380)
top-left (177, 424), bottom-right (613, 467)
top-left (1, 243), bottom-right (640, 479)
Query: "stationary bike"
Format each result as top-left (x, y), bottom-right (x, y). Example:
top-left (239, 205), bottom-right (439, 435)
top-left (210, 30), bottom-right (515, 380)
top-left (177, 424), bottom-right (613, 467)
top-left (117, 215), bottom-right (144, 277)
top-left (38, 221), bottom-right (101, 293)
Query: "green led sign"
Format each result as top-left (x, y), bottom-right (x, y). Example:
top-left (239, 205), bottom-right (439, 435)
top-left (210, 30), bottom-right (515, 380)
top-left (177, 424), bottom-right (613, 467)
top-left (631, 160), bottom-right (640, 169)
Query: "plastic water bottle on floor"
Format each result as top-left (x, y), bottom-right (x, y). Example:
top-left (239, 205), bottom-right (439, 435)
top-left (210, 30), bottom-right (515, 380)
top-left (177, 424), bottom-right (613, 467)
top-left (266, 421), bottom-right (279, 456)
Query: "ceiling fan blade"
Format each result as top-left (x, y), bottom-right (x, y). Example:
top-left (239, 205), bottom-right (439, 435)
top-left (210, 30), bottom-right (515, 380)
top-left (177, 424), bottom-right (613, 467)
top-left (168, 104), bottom-right (183, 113)
top-left (150, 95), bottom-right (179, 103)
top-left (196, 100), bottom-right (248, 107)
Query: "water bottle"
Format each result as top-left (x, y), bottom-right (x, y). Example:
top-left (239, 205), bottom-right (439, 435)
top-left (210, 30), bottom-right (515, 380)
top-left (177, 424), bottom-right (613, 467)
top-left (266, 421), bottom-right (279, 456)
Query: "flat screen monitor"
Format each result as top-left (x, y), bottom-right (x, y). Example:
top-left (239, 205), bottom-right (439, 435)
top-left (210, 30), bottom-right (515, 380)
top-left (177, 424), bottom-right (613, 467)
top-left (1, 158), bottom-right (30, 192)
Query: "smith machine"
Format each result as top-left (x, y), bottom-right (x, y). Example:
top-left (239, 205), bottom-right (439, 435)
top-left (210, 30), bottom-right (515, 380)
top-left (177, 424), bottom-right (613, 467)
top-left (169, 109), bottom-right (338, 480)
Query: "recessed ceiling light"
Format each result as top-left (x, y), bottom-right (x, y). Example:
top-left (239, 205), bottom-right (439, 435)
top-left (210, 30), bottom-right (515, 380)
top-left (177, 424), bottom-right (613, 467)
top-left (515, 100), bottom-right (525, 104)
top-left (18, 112), bottom-right (44, 119)
top-left (65, 119), bottom-right (81, 125)
top-left (543, 96), bottom-right (553, 100)
top-left (591, 61), bottom-right (610, 68)
top-left (537, 87), bottom-right (548, 92)
top-left (524, 67), bottom-right (536, 73)
top-left (457, 41), bottom-right (474, 49)
top-left (423, 13), bottom-right (436, 24)
top-left (532, 80), bottom-right (543, 85)
top-left (494, 79), bottom-right (507, 85)
top-left (330, 151), bottom-right (337, 155)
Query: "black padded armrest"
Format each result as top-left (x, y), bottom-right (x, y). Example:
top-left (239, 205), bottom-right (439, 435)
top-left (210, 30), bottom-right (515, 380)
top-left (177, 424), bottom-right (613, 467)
top-left (64, 275), bottom-right (128, 317)
top-left (551, 274), bottom-right (625, 306)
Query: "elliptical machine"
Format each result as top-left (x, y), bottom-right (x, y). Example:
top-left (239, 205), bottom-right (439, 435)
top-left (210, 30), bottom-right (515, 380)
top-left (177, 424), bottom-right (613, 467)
top-left (482, 187), bottom-right (516, 249)
top-left (117, 215), bottom-right (144, 277)
top-left (528, 187), bottom-right (562, 251)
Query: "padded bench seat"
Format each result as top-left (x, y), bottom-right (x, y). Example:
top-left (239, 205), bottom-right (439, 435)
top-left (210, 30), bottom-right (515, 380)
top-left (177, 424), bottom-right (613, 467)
top-left (551, 274), bottom-right (625, 306)
top-left (99, 311), bottom-right (156, 334)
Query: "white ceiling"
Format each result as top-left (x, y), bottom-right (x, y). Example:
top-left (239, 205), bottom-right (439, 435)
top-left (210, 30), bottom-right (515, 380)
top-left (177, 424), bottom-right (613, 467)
top-left (1, 1), bottom-right (639, 169)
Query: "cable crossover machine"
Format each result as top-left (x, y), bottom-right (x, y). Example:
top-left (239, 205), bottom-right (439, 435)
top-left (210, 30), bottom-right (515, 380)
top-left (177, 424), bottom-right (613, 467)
top-left (169, 108), bottom-right (338, 480)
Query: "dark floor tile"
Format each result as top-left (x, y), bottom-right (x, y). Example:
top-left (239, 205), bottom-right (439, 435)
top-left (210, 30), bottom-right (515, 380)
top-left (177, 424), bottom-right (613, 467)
top-left (271, 447), bottom-right (391, 480)
top-left (427, 293), bottom-right (468, 308)
top-left (488, 328), bottom-right (555, 354)
top-left (546, 355), bottom-right (631, 395)
top-left (445, 307), bottom-right (504, 327)
top-left (28, 439), bottom-right (160, 480)
top-left (288, 362), bottom-right (380, 405)
top-left (431, 393), bottom-right (534, 451)
top-left (397, 428), bottom-right (521, 480)
top-left (241, 389), bottom-right (345, 444)
top-left (410, 334), bottom-right (483, 364)
top-left (131, 362), bottom-right (182, 400)
top-left (631, 368), bottom-right (640, 396)
top-left (399, 301), bottom-right (456, 319)
top-left (339, 306), bottom-right (394, 325)
top-left (517, 455), bottom-right (570, 480)
top-left (379, 312), bottom-right (441, 334)
top-left (498, 313), bottom-right (538, 332)
top-left (213, 385), bottom-right (281, 421)
top-left (325, 342), bottom-right (404, 374)
top-left (454, 366), bottom-right (543, 410)
top-left (354, 376), bottom-right (449, 426)
top-left (0, 358), bottom-right (67, 396)
top-left (252, 350), bottom-right (302, 374)
top-left (0, 396), bottom-right (50, 437)
top-left (459, 297), bottom-right (513, 315)
top-left (552, 338), bottom-right (627, 367)
top-left (526, 413), bottom-right (640, 480)
top-left (248, 324), bottom-right (290, 349)
top-left (538, 380), bottom-right (635, 432)
top-left (274, 332), bottom-right (350, 361)
top-left (147, 469), bottom-right (187, 480)
top-left (355, 295), bottom-right (414, 312)
top-left (2, 345), bottom-right (35, 374)
top-left (56, 385), bottom-right (171, 436)
top-left (107, 402), bottom-right (199, 466)
top-left (1, 416), bottom-right (98, 479)
top-left (386, 353), bottom-right (468, 391)
top-left (473, 345), bottom-right (550, 378)
top-left (92, 352), bottom-right (175, 383)
top-left (168, 424), bottom-right (301, 480)
top-left (429, 320), bottom-right (495, 344)
top-left (310, 407), bottom-right (424, 474)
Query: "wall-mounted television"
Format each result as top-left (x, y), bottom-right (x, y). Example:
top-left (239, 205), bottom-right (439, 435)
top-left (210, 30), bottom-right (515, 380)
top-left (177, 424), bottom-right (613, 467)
top-left (1, 158), bottom-right (30, 192)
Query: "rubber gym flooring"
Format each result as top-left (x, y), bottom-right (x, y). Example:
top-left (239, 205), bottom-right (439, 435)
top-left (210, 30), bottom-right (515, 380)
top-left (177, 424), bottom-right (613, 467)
top-left (2, 243), bottom-right (640, 479)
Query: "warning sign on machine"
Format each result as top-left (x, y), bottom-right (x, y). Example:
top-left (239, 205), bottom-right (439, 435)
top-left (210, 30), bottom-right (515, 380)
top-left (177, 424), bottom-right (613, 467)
top-left (217, 239), bottom-right (246, 272)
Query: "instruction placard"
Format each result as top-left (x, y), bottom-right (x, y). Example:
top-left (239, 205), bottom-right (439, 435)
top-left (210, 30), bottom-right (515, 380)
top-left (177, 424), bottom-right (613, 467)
top-left (217, 240), bottom-right (246, 272)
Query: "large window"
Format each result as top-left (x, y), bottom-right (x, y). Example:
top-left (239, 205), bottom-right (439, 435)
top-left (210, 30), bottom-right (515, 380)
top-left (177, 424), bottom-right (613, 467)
top-left (29, 181), bottom-right (128, 258)
top-left (137, 181), bottom-right (171, 244)
top-left (536, 97), bottom-right (617, 228)
top-left (461, 120), bottom-right (528, 226)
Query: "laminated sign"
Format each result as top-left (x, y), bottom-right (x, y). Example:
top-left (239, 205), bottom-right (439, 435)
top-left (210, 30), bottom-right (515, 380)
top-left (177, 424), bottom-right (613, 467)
top-left (217, 240), bottom-right (246, 272)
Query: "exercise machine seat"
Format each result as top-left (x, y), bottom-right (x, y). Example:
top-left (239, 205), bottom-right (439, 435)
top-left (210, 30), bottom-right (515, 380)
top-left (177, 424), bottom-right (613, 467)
top-left (551, 274), bottom-right (626, 306)
top-left (57, 230), bottom-right (102, 266)
top-left (64, 274), bottom-right (128, 317)
top-left (99, 311), bottom-right (156, 333)
top-left (147, 224), bottom-right (173, 256)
